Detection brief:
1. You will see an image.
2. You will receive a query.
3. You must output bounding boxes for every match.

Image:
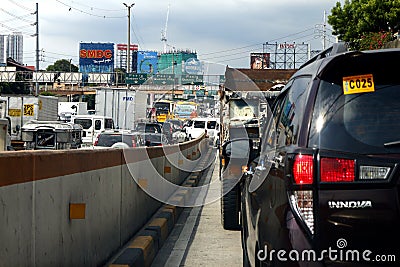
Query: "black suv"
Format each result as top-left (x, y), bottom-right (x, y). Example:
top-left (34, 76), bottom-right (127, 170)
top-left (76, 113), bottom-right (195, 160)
top-left (222, 45), bottom-right (400, 266)
top-left (134, 122), bottom-right (162, 134)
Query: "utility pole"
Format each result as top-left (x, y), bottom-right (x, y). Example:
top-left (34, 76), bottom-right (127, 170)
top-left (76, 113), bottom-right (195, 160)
top-left (69, 58), bottom-right (73, 91)
top-left (35, 3), bottom-right (39, 96)
top-left (323, 10), bottom-right (327, 50)
top-left (123, 2), bottom-right (135, 89)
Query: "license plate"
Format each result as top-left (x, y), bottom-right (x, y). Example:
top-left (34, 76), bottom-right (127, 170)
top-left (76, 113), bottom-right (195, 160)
top-left (343, 74), bottom-right (375, 95)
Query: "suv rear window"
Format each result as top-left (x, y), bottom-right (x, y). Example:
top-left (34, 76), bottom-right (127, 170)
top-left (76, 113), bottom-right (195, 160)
top-left (207, 121), bottom-right (217, 129)
top-left (308, 52), bottom-right (400, 154)
top-left (135, 123), bottom-right (161, 133)
top-left (194, 121), bottom-right (206, 128)
top-left (96, 133), bottom-right (134, 147)
top-left (74, 119), bottom-right (92, 129)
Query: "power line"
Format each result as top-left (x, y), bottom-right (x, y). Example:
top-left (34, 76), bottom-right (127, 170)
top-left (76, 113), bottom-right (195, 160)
top-left (201, 28), bottom-right (320, 62)
top-left (0, 8), bottom-right (35, 24)
top-left (131, 13), bottom-right (145, 49)
top-left (199, 26), bottom-right (316, 58)
top-left (199, 43), bottom-right (263, 57)
top-left (0, 21), bottom-right (34, 35)
top-left (6, 0), bottom-right (34, 12)
top-left (68, 0), bottom-right (125, 12)
top-left (55, 0), bottom-right (126, 19)
top-left (0, 12), bottom-right (34, 25)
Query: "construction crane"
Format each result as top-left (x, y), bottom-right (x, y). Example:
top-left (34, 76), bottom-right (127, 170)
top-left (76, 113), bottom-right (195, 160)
top-left (161, 4), bottom-right (170, 53)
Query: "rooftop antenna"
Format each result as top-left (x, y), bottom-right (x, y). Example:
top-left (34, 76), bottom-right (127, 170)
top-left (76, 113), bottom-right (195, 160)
top-left (161, 4), bottom-right (170, 53)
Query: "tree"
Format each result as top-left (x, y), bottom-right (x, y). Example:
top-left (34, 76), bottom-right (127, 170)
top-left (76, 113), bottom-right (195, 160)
top-left (328, 0), bottom-right (400, 49)
top-left (46, 59), bottom-right (78, 72)
top-left (0, 82), bottom-right (30, 94)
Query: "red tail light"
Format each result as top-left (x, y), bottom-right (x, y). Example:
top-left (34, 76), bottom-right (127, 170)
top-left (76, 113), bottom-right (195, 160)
top-left (132, 137), bottom-right (137, 147)
top-left (321, 157), bottom-right (355, 182)
top-left (93, 135), bottom-right (99, 146)
top-left (293, 155), bottom-right (313, 184)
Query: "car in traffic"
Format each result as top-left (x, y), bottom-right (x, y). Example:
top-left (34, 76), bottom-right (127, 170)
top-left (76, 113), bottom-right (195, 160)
top-left (185, 117), bottom-right (220, 145)
top-left (93, 130), bottom-right (144, 148)
top-left (164, 119), bottom-right (186, 143)
top-left (134, 121), bottom-right (162, 134)
top-left (222, 44), bottom-right (400, 266)
top-left (142, 132), bottom-right (169, 147)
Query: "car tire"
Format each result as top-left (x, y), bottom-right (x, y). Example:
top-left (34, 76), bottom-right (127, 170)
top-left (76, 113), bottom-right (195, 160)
top-left (221, 182), bottom-right (241, 230)
top-left (243, 248), bottom-right (251, 267)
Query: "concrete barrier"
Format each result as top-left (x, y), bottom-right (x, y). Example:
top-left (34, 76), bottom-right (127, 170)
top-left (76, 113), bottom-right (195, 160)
top-left (0, 137), bottom-right (206, 266)
top-left (108, 144), bottom-right (212, 267)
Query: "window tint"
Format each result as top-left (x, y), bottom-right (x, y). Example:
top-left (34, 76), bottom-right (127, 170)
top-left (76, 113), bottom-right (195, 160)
top-left (95, 120), bottom-right (102, 130)
top-left (74, 119), bottom-right (92, 129)
top-left (105, 119), bottom-right (114, 129)
top-left (309, 80), bottom-right (400, 154)
top-left (275, 76), bottom-right (311, 147)
top-left (207, 121), bottom-right (217, 129)
top-left (96, 134), bottom-right (122, 147)
top-left (194, 121), bottom-right (206, 128)
top-left (145, 124), bottom-right (161, 133)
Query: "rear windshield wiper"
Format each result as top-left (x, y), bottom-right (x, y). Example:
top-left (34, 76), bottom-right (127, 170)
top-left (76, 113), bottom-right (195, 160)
top-left (384, 140), bottom-right (400, 147)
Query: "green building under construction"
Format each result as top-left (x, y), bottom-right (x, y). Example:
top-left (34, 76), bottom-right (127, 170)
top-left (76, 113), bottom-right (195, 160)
top-left (157, 50), bottom-right (198, 75)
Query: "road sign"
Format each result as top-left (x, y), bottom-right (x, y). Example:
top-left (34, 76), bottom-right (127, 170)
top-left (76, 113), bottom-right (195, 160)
top-left (219, 75), bottom-right (225, 84)
top-left (126, 73), bottom-right (148, 85)
top-left (181, 74), bottom-right (203, 85)
top-left (195, 89), bottom-right (205, 96)
top-left (152, 74), bottom-right (175, 85)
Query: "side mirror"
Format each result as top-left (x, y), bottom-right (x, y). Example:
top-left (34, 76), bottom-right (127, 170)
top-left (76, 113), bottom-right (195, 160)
top-left (222, 138), bottom-right (255, 162)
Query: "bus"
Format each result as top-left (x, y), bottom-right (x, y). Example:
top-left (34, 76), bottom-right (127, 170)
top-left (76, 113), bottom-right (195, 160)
top-left (153, 100), bottom-right (175, 123)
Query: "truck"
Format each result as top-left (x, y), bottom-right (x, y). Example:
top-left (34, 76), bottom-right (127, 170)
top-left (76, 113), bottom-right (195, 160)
top-left (71, 115), bottom-right (115, 147)
top-left (0, 118), bottom-right (11, 151)
top-left (21, 120), bottom-right (83, 150)
top-left (95, 87), bottom-right (147, 130)
top-left (0, 95), bottom-right (59, 148)
top-left (219, 68), bottom-right (282, 231)
top-left (58, 101), bottom-right (88, 121)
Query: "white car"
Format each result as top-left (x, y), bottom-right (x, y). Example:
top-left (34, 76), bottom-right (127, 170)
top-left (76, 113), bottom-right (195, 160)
top-left (185, 117), bottom-right (220, 146)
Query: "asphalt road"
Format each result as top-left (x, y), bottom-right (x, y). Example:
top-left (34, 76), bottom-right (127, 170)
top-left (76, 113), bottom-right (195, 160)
top-left (152, 150), bottom-right (242, 267)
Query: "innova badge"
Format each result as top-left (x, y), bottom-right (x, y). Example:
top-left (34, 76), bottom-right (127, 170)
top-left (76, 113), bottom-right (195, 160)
top-left (328, 200), bottom-right (372, 209)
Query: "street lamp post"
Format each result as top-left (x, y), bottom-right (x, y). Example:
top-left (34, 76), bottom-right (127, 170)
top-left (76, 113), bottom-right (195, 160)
top-left (123, 2), bottom-right (135, 88)
top-left (69, 59), bottom-right (73, 91)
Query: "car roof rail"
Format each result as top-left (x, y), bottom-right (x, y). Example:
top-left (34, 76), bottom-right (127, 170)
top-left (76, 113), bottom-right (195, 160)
top-left (299, 42), bottom-right (349, 69)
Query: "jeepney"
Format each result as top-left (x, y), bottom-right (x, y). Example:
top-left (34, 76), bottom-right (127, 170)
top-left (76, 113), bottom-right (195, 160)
top-left (21, 120), bottom-right (83, 150)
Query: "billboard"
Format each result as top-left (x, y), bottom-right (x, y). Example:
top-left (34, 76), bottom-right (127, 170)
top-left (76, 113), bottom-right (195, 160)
top-left (184, 57), bottom-right (202, 74)
top-left (79, 43), bottom-right (114, 73)
top-left (116, 43), bottom-right (138, 51)
top-left (250, 53), bottom-right (270, 69)
top-left (137, 51), bottom-right (158, 74)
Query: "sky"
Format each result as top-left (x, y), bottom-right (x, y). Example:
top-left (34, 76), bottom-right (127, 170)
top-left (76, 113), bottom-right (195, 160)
top-left (1, 0), bottom-right (340, 70)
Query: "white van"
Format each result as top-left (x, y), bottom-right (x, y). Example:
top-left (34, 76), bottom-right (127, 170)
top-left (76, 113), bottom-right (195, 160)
top-left (72, 115), bottom-right (114, 147)
top-left (185, 117), bottom-right (220, 145)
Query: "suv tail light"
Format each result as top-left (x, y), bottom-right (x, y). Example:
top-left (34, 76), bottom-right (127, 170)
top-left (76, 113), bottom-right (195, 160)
top-left (291, 154), bottom-right (314, 234)
top-left (132, 136), bottom-right (137, 147)
top-left (93, 134), bottom-right (99, 146)
top-left (290, 190), bottom-right (314, 234)
top-left (293, 154), bottom-right (313, 185)
top-left (320, 157), bottom-right (355, 182)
